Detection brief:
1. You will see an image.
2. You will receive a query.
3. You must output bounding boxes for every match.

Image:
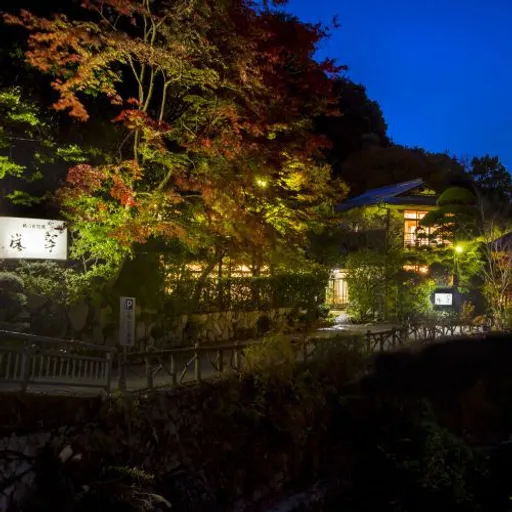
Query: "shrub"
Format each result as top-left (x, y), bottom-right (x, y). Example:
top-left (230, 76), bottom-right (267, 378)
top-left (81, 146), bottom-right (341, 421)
top-left (0, 271), bottom-right (29, 330)
top-left (459, 301), bottom-right (476, 325)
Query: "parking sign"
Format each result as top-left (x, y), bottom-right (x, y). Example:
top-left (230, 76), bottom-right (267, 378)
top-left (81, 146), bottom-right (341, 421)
top-left (119, 296), bottom-right (136, 346)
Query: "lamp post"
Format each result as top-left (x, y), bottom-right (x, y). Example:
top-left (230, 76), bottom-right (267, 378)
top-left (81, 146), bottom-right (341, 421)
top-left (453, 244), bottom-right (463, 288)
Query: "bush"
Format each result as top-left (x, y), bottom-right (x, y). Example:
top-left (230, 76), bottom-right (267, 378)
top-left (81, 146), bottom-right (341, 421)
top-left (394, 272), bottom-right (435, 324)
top-left (0, 271), bottom-right (29, 330)
top-left (459, 301), bottom-right (476, 325)
top-left (164, 272), bottom-right (328, 315)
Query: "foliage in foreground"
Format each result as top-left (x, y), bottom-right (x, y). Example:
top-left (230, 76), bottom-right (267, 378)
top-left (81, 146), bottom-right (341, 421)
top-left (10, 334), bottom-right (512, 511)
top-left (325, 399), bottom-right (493, 512)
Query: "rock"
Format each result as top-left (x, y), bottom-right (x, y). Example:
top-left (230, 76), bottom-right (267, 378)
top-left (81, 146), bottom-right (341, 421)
top-left (213, 321), bottom-right (223, 337)
top-left (92, 324), bottom-right (104, 344)
top-left (25, 294), bottom-right (48, 312)
top-left (136, 321), bottom-right (147, 340)
top-left (247, 310), bottom-right (261, 328)
top-left (190, 314), bottom-right (208, 325)
top-left (98, 307), bottom-right (113, 328)
top-left (236, 314), bottom-right (247, 330)
top-left (67, 302), bottom-right (89, 332)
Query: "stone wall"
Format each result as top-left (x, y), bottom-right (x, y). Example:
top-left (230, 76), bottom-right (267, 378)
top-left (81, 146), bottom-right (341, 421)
top-left (42, 298), bottom-right (296, 347)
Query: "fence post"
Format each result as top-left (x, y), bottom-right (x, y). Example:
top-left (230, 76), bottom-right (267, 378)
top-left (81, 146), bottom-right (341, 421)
top-left (105, 352), bottom-right (113, 394)
top-left (400, 326), bottom-right (407, 345)
top-left (391, 328), bottom-right (397, 348)
top-left (20, 342), bottom-right (31, 393)
top-left (145, 356), bottom-right (154, 390)
top-left (194, 343), bottom-right (201, 382)
top-left (234, 342), bottom-right (240, 371)
top-left (118, 347), bottom-right (128, 392)
top-left (170, 354), bottom-right (177, 386)
top-left (379, 333), bottom-right (385, 352)
top-left (217, 349), bottom-right (224, 374)
top-left (366, 331), bottom-right (371, 352)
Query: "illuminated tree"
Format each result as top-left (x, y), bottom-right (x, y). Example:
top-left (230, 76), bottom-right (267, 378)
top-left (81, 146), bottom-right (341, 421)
top-left (5, 1), bottom-right (346, 281)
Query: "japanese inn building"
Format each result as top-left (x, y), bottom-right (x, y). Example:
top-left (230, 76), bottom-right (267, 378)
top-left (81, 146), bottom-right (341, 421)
top-left (328, 178), bottom-right (441, 308)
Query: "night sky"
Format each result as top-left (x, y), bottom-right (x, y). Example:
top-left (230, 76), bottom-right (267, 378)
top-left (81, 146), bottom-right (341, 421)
top-left (286, 0), bottom-right (512, 170)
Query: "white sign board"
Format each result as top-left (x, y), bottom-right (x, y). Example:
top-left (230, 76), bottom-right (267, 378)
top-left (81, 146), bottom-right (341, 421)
top-left (0, 217), bottom-right (67, 260)
top-left (434, 293), bottom-right (453, 306)
top-left (119, 297), bottom-right (136, 347)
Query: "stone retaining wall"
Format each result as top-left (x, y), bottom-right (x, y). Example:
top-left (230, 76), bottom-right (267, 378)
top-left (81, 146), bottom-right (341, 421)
top-left (26, 294), bottom-right (298, 347)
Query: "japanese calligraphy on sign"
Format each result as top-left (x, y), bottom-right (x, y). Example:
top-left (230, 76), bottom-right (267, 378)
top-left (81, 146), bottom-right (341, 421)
top-left (0, 217), bottom-right (67, 260)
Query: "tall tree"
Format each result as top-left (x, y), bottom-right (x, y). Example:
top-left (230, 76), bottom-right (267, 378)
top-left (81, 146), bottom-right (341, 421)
top-left (5, 0), bottom-right (345, 281)
top-left (315, 77), bottom-right (389, 192)
top-left (469, 154), bottom-right (512, 207)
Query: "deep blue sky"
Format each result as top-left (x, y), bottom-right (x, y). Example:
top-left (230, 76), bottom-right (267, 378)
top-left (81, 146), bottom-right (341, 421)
top-left (286, 0), bottom-right (512, 170)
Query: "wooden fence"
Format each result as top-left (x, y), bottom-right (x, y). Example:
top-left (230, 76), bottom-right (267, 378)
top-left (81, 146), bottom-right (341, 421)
top-left (124, 323), bottom-right (488, 392)
top-left (0, 330), bottom-right (115, 394)
top-left (0, 323), bottom-right (490, 394)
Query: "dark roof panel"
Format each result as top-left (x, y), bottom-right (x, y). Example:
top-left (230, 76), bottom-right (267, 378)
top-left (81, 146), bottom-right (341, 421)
top-left (336, 178), bottom-right (437, 211)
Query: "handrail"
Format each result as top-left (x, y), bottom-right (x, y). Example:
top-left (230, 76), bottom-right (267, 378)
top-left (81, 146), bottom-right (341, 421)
top-left (0, 330), bottom-right (116, 352)
top-left (125, 339), bottom-right (276, 359)
top-left (0, 323), bottom-right (487, 395)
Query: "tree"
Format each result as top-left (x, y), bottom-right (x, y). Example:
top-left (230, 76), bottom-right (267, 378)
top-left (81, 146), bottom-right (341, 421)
top-left (0, 86), bottom-right (58, 208)
top-left (345, 247), bottom-right (434, 323)
top-left (0, 85), bottom-right (98, 218)
top-left (315, 77), bottom-right (389, 186)
top-left (5, 0), bottom-right (346, 285)
top-left (420, 186), bottom-right (478, 246)
top-left (470, 155), bottom-right (512, 207)
top-left (475, 213), bottom-right (512, 329)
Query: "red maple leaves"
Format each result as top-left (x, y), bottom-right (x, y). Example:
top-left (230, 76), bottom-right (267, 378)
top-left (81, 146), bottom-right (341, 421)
top-left (4, 0), bottom-right (345, 254)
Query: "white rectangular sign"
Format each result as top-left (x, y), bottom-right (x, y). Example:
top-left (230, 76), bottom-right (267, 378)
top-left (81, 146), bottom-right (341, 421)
top-left (0, 216), bottom-right (67, 260)
top-left (434, 293), bottom-right (453, 306)
top-left (119, 297), bottom-right (136, 347)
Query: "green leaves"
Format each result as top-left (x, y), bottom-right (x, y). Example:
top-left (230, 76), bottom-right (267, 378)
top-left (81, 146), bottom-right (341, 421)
top-left (0, 156), bottom-right (25, 179)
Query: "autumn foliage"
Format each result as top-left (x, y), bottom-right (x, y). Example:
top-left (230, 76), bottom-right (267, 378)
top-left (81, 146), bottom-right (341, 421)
top-left (4, 0), bottom-right (346, 268)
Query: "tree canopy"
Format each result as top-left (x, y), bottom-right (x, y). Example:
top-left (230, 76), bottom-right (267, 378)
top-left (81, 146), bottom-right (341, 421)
top-left (3, 0), bottom-right (347, 279)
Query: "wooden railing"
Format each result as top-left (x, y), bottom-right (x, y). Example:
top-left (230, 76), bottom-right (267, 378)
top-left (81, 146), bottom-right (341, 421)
top-left (0, 330), bottom-right (115, 394)
top-left (124, 323), bottom-right (489, 392)
top-left (0, 323), bottom-right (490, 395)
top-left (122, 340), bottom-right (257, 391)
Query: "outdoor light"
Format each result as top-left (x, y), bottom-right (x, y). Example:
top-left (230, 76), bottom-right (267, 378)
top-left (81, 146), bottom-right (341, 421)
top-left (256, 178), bottom-right (268, 188)
top-left (455, 245), bottom-right (463, 254)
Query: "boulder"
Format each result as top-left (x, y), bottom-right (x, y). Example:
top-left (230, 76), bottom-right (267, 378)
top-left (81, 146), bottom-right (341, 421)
top-left (92, 324), bottom-right (104, 344)
top-left (25, 294), bottom-right (48, 312)
top-left (67, 302), bottom-right (89, 332)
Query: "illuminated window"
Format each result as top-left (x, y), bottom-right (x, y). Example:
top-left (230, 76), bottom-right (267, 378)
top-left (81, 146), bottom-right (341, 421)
top-left (328, 271), bottom-right (349, 305)
top-left (403, 264), bottom-right (429, 274)
top-left (403, 210), bottom-right (431, 246)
